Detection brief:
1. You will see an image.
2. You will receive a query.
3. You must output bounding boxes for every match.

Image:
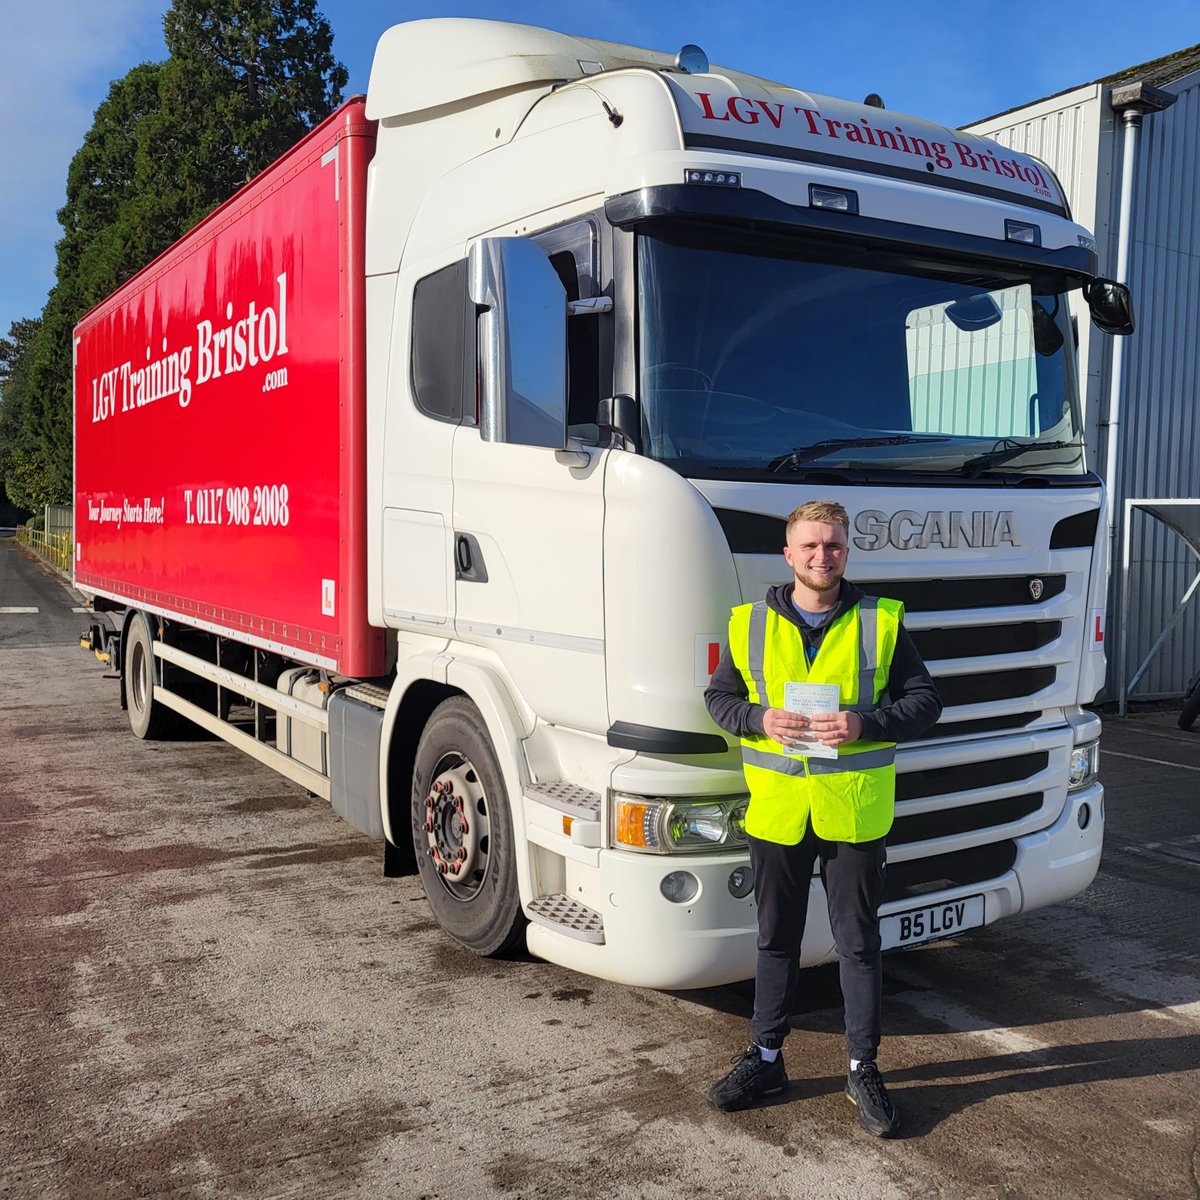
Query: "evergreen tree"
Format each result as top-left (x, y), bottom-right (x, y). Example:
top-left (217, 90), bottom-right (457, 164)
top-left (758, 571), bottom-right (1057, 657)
top-left (6, 1), bottom-right (346, 505)
top-left (143, 0), bottom-right (347, 238)
top-left (0, 318), bottom-right (48, 510)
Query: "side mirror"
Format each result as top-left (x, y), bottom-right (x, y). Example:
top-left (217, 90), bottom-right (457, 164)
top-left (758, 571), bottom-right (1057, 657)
top-left (469, 237), bottom-right (568, 448)
top-left (1084, 278), bottom-right (1135, 336)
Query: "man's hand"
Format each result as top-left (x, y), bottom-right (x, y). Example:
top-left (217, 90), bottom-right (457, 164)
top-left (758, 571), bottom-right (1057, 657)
top-left (761, 707), bottom-right (810, 746)
top-left (807, 710), bottom-right (863, 748)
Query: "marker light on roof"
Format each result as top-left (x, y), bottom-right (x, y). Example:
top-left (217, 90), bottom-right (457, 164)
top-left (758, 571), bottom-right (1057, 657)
top-left (809, 184), bottom-right (859, 214)
top-left (1005, 219), bottom-right (1042, 245)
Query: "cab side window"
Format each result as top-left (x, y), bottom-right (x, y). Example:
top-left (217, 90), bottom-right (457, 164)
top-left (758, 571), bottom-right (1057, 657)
top-left (412, 260), bottom-right (476, 425)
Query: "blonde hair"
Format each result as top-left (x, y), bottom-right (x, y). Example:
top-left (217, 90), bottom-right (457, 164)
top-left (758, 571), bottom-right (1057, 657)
top-left (786, 500), bottom-right (849, 537)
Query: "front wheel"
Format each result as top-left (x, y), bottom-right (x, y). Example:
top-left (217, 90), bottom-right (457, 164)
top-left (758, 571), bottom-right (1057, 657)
top-left (411, 697), bottom-right (525, 956)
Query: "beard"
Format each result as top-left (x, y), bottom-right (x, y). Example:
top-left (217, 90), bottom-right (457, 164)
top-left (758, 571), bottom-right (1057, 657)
top-left (795, 566), bottom-right (844, 593)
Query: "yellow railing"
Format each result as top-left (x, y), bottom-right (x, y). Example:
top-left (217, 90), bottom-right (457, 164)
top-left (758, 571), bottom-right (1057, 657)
top-left (14, 527), bottom-right (72, 574)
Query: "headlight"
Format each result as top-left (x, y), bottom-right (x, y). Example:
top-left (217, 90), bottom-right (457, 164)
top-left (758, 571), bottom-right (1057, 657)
top-left (612, 792), bottom-right (750, 854)
top-left (1068, 741), bottom-right (1100, 790)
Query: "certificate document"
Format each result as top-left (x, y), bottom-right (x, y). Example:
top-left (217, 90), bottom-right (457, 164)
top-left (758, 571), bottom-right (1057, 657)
top-left (782, 682), bottom-right (841, 760)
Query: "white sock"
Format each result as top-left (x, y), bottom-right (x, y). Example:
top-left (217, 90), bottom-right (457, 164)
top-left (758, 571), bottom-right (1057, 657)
top-left (757, 1045), bottom-right (780, 1063)
top-left (849, 1058), bottom-right (861, 1072)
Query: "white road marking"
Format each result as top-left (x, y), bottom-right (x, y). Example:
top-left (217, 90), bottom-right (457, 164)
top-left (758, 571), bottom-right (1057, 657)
top-left (1145, 1119), bottom-right (1191, 1136)
top-left (72, 607), bottom-right (91, 613)
top-left (0, 606), bottom-right (39, 614)
top-left (1104, 749), bottom-right (1200, 774)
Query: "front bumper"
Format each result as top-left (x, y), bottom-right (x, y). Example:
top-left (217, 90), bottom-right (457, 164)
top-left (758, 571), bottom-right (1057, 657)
top-left (524, 781), bottom-right (1104, 989)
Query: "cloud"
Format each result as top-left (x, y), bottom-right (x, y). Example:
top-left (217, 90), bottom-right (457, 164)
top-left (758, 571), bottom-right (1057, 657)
top-left (1, 2), bottom-right (166, 334)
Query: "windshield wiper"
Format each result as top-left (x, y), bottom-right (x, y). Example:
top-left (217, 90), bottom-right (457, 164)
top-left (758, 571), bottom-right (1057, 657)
top-left (958, 439), bottom-right (1083, 478)
top-left (768, 435), bottom-right (949, 473)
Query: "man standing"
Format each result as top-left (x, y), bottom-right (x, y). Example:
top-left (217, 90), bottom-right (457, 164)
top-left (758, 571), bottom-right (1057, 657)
top-left (705, 499), bottom-right (941, 1136)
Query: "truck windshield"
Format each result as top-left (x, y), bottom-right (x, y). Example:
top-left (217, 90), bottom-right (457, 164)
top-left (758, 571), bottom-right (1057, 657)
top-left (636, 223), bottom-right (1086, 480)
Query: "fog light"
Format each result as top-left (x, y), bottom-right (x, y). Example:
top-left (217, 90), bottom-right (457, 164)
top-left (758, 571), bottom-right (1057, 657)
top-left (728, 866), bottom-right (754, 898)
top-left (661, 871), bottom-right (700, 903)
top-left (1077, 802), bottom-right (1091, 830)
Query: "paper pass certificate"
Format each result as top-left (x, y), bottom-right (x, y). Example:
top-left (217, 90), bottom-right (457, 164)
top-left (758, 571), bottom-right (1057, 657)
top-left (782, 682), bottom-right (841, 760)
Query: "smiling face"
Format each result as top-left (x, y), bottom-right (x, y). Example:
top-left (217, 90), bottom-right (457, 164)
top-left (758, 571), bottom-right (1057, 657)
top-left (784, 519), bottom-right (849, 606)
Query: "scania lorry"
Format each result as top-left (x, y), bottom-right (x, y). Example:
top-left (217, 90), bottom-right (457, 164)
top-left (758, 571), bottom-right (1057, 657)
top-left (75, 18), bottom-right (1133, 988)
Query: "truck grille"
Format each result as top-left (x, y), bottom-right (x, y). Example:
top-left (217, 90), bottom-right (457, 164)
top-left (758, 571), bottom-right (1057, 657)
top-left (890, 794), bottom-right (1042, 847)
top-left (890, 750), bottom-right (1049, 849)
top-left (897, 752), bottom-right (1049, 800)
top-left (883, 841), bottom-right (1018, 904)
top-left (911, 711), bottom-right (1039, 742)
top-left (909, 622), bottom-right (1059, 659)
top-left (933, 668), bottom-right (1056, 707)
top-left (854, 572), bottom-right (1075, 721)
top-left (857, 574), bottom-right (1066, 611)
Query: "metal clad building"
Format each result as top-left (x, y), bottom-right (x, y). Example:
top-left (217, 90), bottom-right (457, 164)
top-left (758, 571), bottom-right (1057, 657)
top-left (968, 47), bottom-right (1200, 698)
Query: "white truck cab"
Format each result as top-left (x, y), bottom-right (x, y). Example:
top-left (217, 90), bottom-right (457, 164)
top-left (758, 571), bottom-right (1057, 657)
top-left (357, 20), bottom-right (1129, 987)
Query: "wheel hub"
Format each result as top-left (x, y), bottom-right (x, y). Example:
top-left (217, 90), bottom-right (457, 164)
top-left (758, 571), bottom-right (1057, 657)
top-left (422, 756), bottom-right (490, 898)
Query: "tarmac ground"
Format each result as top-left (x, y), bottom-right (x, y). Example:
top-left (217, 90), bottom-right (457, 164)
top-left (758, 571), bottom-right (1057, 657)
top-left (2, 537), bottom-right (1199, 1199)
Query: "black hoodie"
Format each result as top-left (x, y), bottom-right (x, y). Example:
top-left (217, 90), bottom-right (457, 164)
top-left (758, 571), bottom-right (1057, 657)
top-left (704, 579), bottom-right (942, 744)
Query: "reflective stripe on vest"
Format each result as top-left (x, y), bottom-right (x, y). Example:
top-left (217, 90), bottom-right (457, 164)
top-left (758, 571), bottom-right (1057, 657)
top-left (728, 595), bottom-right (904, 845)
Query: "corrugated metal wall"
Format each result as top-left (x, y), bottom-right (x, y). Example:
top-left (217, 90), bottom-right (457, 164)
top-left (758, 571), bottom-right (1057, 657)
top-left (1118, 74), bottom-right (1200, 696)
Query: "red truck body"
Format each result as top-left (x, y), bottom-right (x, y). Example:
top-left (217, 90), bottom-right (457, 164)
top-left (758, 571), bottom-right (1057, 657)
top-left (74, 99), bottom-right (384, 676)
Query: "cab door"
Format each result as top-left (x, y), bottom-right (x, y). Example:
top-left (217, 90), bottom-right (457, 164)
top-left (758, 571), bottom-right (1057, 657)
top-left (452, 229), bottom-right (609, 735)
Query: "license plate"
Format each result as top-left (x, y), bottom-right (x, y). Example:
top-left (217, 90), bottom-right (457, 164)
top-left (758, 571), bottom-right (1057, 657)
top-left (881, 894), bottom-right (985, 951)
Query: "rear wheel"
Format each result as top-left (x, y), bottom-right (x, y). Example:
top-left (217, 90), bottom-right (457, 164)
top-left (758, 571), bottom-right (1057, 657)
top-left (411, 697), bottom-right (525, 956)
top-left (125, 613), bottom-right (181, 739)
top-left (1179, 673), bottom-right (1200, 731)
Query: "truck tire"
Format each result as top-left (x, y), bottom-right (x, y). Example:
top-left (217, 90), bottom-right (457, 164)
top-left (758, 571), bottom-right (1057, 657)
top-left (124, 613), bottom-right (180, 740)
top-left (411, 697), bottom-right (525, 956)
top-left (1180, 673), bottom-right (1200, 731)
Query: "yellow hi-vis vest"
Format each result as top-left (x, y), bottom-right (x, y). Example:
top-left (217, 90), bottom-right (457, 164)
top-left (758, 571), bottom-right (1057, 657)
top-left (728, 595), bottom-right (904, 845)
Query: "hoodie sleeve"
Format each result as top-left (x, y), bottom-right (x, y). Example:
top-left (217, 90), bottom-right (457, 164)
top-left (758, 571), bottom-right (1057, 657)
top-left (856, 622), bottom-right (942, 744)
top-left (704, 644), bottom-right (767, 738)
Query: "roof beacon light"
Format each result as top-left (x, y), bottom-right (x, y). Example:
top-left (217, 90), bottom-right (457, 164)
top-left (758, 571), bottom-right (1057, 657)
top-left (1005, 219), bottom-right (1042, 246)
top-left (809, 184), bottom-right (859, 214)
top-left (675, 44), bottom-right (710, 74)
top-left (686, 169), bottom-right (741, 188)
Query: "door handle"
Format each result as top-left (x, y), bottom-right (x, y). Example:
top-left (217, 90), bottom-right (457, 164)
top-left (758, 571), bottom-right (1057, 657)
top-left (455, 533), bottom-right (488, 583)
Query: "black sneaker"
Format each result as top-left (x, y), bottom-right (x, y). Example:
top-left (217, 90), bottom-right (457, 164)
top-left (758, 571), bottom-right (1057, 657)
top-left (845, 1061), bottom-right (900, 1137)
top-left (707, 1045), bottom-right (787, 1112)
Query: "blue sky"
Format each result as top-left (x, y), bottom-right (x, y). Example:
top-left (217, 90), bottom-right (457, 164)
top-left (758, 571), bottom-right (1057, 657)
top-left (3, 0), bottom-right (1198, 340)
